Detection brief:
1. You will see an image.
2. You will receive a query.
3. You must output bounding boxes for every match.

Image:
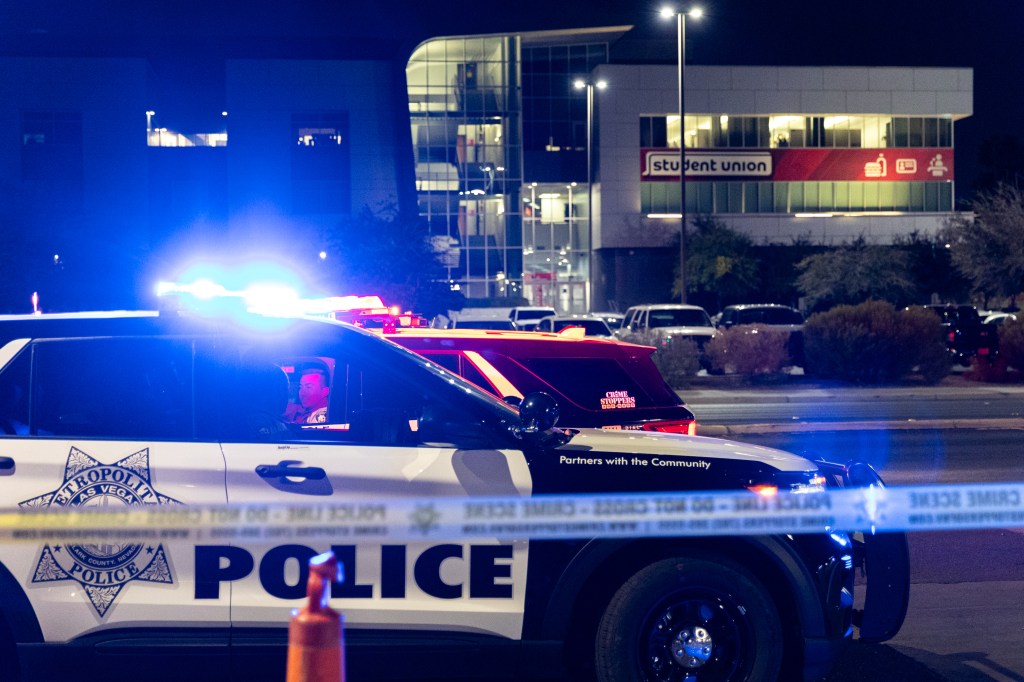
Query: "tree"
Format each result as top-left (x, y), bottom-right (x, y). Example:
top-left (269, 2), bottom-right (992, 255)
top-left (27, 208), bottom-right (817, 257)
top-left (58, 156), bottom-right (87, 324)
top-left (677, 214), bottom-right (761, 310)
top-left (317, 202), bottom-right (464, 319)
top-left (941, 183), bottom-right (1024, 308)
top-left (796, 238), bottom-right (917, 312)
top-left (892, 230), bottom-right (971, 304)
top-left (753, 237), bottom-right (823, 308)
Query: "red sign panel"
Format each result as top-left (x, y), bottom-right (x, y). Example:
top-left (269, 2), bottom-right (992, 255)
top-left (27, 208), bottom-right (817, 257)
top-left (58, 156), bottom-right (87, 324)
top-left (641, 148), bottom-right (954, 182)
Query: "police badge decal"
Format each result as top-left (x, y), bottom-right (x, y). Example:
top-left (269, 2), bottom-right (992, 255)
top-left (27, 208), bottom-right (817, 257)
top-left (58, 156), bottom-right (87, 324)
top-left (19, 447), bottom-right (181, 617)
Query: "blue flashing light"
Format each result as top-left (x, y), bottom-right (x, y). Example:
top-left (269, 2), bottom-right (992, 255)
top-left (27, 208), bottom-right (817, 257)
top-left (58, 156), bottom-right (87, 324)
top-left (829, 532), bottom-right (850, 548)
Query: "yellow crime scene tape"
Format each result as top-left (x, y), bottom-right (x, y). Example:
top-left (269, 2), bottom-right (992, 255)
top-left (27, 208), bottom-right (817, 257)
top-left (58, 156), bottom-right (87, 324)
top-left (2, 482), bottom-right (1023, 544)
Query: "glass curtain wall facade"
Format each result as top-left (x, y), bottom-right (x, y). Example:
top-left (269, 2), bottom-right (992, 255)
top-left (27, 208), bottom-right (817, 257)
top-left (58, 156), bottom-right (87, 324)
top-left (407, 34), bottom-right (609, 310)
top-left (520, 41), bottom-right (608, 312)
top-left (407, 36), bottom-right (523, 301)
top-left (640, 114), bottom-right (954, 215)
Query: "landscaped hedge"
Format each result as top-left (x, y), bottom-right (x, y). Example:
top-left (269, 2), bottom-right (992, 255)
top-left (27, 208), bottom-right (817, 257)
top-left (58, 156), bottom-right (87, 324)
top-left (803, 300), bottom-right (950, 384)
top-left (705, 325), bottom-right (791, 375)
top-left (996, 318), bottom-right (1024, 372)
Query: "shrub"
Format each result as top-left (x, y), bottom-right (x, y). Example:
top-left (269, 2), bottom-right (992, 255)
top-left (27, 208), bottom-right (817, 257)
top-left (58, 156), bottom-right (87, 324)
top-left (964, 354), bottom-right (1009, 382)
top-left (625, 331), bottom-right (702, 389)
top-left (899, 305), bottom-right (953, 384)
top-left (706, 325), bottom-right (790, 375)
top-left (803, 300), bottom-right (949, 384)
top-left (998, 318), bottom-right (1024, 372)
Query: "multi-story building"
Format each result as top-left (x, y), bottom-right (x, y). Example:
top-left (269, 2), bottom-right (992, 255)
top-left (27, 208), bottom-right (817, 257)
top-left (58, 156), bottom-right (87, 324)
top-left (407, 43), bottom-right (972, 310)
top-left (406, 28), bottom-right (627, 312)
top-left (592, 64), bottom-right (972, 307)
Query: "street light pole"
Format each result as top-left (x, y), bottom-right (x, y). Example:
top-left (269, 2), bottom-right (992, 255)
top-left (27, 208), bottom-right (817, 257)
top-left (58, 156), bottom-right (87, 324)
top-left (574, 77), bottom-right (607, 313)
top-left (662, 5), bottom-right (702, 304)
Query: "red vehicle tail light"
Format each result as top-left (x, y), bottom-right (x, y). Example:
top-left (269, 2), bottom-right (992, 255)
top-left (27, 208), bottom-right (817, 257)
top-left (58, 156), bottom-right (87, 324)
top-left (641, 420), bottom-right (698, 436)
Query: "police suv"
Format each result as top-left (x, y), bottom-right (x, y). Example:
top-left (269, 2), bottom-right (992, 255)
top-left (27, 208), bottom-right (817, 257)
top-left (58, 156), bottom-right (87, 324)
top-left (0, 309), bottom-right (909, 682)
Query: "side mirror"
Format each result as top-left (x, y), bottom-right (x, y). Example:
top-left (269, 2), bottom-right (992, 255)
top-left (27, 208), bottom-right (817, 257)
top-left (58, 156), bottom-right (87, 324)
top-left (518, 392), bottom-right (560, 433)
top-left (502, 395), bottom-right (523, 408)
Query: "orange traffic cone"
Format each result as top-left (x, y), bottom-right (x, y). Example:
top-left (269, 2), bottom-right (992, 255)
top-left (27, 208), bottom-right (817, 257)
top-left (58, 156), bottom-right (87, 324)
top-left (286, 551), bottom-right (345, 682)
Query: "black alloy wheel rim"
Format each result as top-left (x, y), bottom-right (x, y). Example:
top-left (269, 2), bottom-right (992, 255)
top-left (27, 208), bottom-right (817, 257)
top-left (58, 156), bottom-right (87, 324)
top-left (639, 588), bottom-right (754, 682)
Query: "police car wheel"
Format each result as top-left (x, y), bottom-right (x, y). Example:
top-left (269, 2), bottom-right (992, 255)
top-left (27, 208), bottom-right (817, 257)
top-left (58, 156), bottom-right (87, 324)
top-left (594, 556), bottom-right (782, 682)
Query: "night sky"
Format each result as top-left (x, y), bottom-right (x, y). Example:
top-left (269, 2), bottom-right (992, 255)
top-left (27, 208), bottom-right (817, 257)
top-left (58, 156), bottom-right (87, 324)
top-left (1, 0), bottom-right (1021, 200)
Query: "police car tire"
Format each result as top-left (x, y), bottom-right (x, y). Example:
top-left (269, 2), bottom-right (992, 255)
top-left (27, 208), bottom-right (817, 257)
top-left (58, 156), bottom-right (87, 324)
top-left (593, 555), bottom-right (783, 682)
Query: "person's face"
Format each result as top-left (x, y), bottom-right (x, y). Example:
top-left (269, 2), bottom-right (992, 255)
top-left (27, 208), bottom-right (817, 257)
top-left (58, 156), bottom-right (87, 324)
top-left (298, 372), bottom-right (329, 410)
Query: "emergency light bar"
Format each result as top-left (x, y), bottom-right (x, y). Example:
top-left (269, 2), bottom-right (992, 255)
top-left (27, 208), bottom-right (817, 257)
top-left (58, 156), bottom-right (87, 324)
top-left (157, 278), bottom-right (426, 330)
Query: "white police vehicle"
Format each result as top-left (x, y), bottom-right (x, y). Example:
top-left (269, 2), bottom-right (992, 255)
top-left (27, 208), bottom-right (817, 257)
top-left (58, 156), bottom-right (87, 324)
top-left (0, 309), bottom-right (909, 682)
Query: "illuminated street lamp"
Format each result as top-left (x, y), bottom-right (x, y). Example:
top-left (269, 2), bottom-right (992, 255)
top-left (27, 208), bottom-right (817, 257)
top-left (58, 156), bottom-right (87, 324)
top-left (573, 77), bottom-right (607, 312)
top-left (660, 5), bottom-right (702, 303)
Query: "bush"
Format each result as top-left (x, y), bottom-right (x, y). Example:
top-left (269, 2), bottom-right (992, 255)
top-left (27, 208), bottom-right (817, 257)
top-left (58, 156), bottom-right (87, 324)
top-left (705, 325), bottom-right (791, 375)
top-left (964, 354), bottom-right (1009, 382)
top-left (624, 331), bottom-right (703, 389)
top-left (803, 300), bottom-right (950, 384)
top-left (998, 318), bottom-right (1024, 372)
top-left (900, 305), bottom-right (953, 384)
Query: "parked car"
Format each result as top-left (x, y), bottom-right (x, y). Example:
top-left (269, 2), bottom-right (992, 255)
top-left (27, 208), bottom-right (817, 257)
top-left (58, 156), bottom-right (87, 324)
top-left (716, 303), bottom-right (806, 366)
top-left (592, 311), bottom-right (626, 330)
top-left (616, 304), bottom-right (717, 368)
top-left (451, 317), bottom-right (517, 330)
top-left (535, 314), bottom-right (614, 337)
top-left (508, 306), bottom-right (557, 331)
top-left (983, 311), bottom-right (1018, 327)
top-left (914, 304), bottom-right (998, 366)
top-left (380, 326), bottom-right (697, 433)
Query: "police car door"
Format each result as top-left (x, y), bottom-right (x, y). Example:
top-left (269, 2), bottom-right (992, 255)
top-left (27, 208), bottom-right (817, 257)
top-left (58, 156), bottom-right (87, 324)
top-left (202, 331), bottom-right (533, 647)
top-left (0, 337), bottom-right (229, 650)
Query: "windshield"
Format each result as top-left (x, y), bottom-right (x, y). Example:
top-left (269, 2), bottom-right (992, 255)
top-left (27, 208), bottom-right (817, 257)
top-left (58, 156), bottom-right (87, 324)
top-left (649, 309), bottom-right (713, 328)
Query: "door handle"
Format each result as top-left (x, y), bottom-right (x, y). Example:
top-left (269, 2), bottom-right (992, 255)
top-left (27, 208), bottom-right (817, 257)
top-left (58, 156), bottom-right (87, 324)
top-left (255, 460), bottom-right (332, 496)
top-left (256, 463), bottom-right (326, 480)
top-left (0, 456), bottom-right (13, 475)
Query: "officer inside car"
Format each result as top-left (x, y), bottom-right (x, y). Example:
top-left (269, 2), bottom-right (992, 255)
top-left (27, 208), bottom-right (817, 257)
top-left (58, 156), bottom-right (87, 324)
top-left (285, 366), bottom-right (330, 424)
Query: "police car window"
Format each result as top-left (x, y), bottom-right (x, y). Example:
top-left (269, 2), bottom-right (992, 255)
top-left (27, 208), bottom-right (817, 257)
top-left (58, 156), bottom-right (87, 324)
top-left (195, 330), bottom-right (512, 448)
top-left (417, 352), bottom-right (492, 394)
top-left (31, 338), bottom-right (193, 440)
top-left (0, 344), bottom-right (31, 435)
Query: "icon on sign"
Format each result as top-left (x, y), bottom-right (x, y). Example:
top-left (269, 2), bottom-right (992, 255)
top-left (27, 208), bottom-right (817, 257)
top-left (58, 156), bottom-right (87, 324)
top-left (927, 153), bottom-right (949, 177)
top-left (864, 153), bottom-right (887, 178)
top-left (896, 158), bottom-right (917, 174)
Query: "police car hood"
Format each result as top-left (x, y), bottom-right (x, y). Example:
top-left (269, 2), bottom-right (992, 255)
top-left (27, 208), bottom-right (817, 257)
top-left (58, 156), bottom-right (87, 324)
top-left (558, 429), bottom-right (817, 473)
